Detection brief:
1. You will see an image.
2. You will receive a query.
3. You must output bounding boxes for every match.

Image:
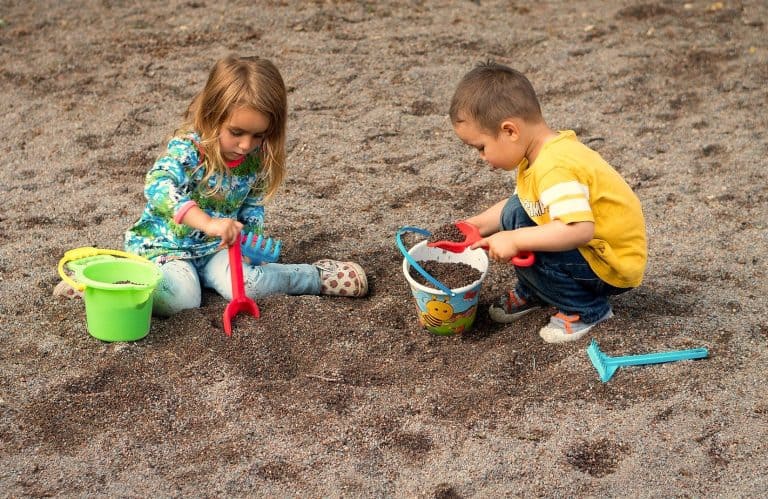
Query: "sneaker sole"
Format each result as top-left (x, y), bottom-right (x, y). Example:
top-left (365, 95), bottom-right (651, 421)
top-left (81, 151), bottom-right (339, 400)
top-left (539, 309), bottom-right (614, 344)
top-left (539, 325), bottom-right (593, 344)
top-left (349, 262), bottom-right (368, 297)
top-left (488, 304), bottom-right (542, 323)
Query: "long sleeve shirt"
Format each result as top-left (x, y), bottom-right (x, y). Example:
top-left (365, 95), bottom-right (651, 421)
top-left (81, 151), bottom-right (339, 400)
top-left (124, 132), bottom-right (265, 261)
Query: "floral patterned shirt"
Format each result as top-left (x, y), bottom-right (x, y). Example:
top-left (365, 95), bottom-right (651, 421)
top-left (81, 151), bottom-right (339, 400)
top-left (124, 132), bottom-right (265, 261)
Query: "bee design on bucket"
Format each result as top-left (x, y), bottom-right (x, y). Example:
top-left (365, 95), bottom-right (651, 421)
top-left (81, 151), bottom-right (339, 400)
top-left (421, 296), bottom-right (454, 327)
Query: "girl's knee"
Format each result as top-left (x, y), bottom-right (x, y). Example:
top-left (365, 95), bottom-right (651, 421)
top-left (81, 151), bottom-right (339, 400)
top-left (153, 260), bottom-right (202, 316)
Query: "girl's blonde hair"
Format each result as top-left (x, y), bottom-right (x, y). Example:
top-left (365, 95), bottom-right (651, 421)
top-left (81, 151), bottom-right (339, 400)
top-left (180, 55), bottom-right (287, 200)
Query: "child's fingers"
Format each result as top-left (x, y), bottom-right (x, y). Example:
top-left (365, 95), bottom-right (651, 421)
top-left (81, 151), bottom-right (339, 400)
top-left (469, 237), bottom-right (491, 249)
top-left (227, 233), bottom-right (241, 247)
top-left (222, 220), bottom-right (244, 247)
top-left (218, 230), bottom-right (240, 248)
top-left (469, 238), bottom-right (488, 250)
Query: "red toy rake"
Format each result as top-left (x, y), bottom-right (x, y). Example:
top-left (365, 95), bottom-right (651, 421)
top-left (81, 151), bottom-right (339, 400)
top-left (222, 239), bottom-right (259, 336)
top-left (428, 221), bottom-right (535, 267)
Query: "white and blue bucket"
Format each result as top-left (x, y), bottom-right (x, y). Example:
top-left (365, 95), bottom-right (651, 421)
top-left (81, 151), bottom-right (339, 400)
top-left (396, 226), bottom-right (488, 335)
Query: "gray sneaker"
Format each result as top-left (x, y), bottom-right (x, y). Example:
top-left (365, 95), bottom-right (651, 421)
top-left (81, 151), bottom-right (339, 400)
top-left (488, 289), bottom-right (543, 323)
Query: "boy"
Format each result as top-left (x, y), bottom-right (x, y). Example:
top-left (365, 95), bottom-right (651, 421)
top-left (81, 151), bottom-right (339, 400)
top-left (450, 62), bottom-right (647, 343)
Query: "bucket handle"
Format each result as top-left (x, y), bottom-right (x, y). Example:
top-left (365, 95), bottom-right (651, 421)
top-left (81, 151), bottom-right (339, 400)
top-left (396, 226), bottom-right (455, 297)
top-left (57, 247), bottom-right (153, 292)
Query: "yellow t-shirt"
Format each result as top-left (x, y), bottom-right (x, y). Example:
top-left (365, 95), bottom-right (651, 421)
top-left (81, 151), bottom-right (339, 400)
top-left (515, 130), bottom-right (647, 288)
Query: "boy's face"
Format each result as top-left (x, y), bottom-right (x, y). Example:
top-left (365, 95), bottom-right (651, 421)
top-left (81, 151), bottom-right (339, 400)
top-left (453, 118), bottom-right (525, 171)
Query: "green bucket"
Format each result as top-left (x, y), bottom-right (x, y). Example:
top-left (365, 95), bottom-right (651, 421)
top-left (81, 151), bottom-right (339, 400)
top-left (77, 259), bottom-right (162, 342)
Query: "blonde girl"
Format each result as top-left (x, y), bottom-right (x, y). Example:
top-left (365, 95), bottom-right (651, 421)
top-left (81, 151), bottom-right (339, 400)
top-left (55, 55), bottom-right (367, 313)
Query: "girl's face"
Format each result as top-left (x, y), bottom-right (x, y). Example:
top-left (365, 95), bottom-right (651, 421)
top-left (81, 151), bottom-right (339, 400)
top-left (453, 118), bottom-right (526, 171)
top-left (219, 106), bottom-right (270, 163)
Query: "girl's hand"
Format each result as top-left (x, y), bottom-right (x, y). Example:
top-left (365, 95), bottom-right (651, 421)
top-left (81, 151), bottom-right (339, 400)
top-left (204, 218), bottom-right (244, 248)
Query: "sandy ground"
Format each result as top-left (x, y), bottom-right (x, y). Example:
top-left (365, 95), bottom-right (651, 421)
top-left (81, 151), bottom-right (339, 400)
top-left (1, 0), bottom-right (767, 496)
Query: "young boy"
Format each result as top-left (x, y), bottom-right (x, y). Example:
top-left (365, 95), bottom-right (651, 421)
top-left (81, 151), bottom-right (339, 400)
top-left (450, 62), bottom-right (647, 343)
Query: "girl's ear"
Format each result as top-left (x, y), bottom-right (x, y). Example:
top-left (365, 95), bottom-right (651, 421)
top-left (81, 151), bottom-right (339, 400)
top-left (500, 119), bottom-right (521, 141)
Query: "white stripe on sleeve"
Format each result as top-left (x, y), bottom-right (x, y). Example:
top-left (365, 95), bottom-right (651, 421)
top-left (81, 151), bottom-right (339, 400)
top-left (540, 181), bottom-right (589, 206)
top-left (549, 198), bottom-right (592, 219)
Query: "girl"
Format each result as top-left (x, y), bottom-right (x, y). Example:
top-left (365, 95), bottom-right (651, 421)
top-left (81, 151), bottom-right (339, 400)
top-left (55, 55), bottom-right (367, 315)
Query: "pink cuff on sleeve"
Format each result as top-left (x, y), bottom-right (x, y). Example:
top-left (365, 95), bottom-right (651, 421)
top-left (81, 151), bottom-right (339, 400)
top-left (174, 200), bottom-right (198, 224)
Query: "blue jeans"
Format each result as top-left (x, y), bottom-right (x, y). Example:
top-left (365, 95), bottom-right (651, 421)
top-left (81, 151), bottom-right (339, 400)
top-left (500, 194), bottom-right (629, 323)
top-left (151, 249), bottom-right (321, 316)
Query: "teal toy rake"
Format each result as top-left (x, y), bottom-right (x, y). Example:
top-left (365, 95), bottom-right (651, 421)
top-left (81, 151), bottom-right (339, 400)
top-left (240, 231), bottom-right (281, 265)
top-left (587, 339), bottom-right (709, 382)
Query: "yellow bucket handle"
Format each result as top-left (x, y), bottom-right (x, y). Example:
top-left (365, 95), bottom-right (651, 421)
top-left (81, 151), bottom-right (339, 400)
top-left (57, 247), bottom-right (152, 292)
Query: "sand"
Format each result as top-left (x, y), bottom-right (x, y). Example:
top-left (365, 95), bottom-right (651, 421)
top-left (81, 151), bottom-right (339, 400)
top-left (1, 0), bottom-right (767, 496)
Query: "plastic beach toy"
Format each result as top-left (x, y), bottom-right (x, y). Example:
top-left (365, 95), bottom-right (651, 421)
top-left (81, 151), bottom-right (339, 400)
top-left (587, 339), bottom-right (709, 382)
top-left (57, 247), bottom-right (161, 342)
top-left (240, 231), bottom-right (281, 265)
top-left (222, 240), bottom-right (260, 336)
top-left (427, 221), bottom-right (535, 267)
top-left (397, 226), bottom-right (488, 335)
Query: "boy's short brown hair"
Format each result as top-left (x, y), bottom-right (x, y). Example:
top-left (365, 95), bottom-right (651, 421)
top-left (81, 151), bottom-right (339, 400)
top-left (449, 62), bottom-right (542, 133)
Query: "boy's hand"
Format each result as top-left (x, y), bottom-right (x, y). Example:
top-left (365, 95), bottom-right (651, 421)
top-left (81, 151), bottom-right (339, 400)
top-left (204, 218), bottom-right (244, 248)
top-left (471, 232), bottom-right (523, 263)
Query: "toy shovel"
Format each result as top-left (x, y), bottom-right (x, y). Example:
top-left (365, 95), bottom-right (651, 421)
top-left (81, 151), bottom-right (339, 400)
top-left (222, 239), bottom-right (260, 336)
top-left (587, 339), bottom-right (709, 382)
top-left (427, 221), bottom-right (535, 267)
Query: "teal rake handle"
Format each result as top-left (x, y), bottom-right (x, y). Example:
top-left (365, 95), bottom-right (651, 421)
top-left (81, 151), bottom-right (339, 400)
top-left (587, 339), bottom-right (709, 382)
top-left (603, 348), bottom-right (708, 367)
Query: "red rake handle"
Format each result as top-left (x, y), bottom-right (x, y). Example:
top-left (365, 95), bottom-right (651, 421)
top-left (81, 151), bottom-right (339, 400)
top-left (222, 241), bottom-right (260, 336)
top-left (229, 241), bottom-right (247, 300)
top-left (511, 250), bottom-right (535, 267)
